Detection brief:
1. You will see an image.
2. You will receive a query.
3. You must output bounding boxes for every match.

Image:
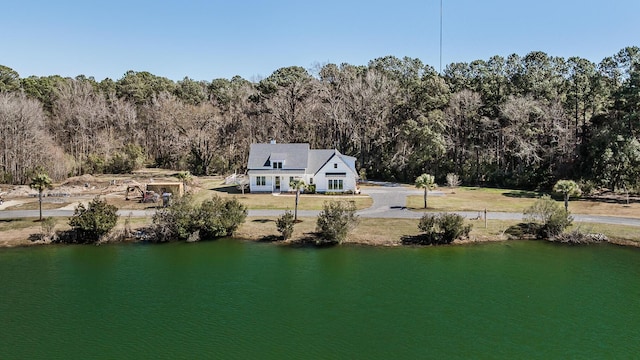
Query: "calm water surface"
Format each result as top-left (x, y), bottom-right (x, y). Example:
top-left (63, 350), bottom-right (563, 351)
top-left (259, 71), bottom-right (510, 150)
top-left (1, 240), bottom-right (639, 359)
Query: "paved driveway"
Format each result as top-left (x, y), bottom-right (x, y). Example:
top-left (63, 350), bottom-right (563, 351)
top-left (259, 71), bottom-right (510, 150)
top-left (357, 186), bottom-right (640, 227)
top-left (356, 186), bottom-right (423, 217)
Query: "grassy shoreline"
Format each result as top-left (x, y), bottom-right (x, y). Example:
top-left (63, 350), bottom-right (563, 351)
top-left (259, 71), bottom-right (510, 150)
top-left (2, 215), bottom-right (639, 249)
top-left (2, 176), bottom-right (640, 248)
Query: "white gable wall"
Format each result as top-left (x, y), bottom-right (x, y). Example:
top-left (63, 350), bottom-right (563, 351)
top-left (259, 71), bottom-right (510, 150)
top-left (314, 155), bottom-right (357, 193)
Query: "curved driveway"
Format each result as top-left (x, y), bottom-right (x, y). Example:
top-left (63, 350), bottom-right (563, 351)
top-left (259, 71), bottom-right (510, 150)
top-left (1, 186), bottom-right (639, 227)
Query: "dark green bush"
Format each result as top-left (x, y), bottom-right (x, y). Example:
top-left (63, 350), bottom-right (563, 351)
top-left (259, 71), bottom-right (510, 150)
top-left (316, 200), bottom-right (359, 245)
top-left (200, 195), bottom-right (247, 238)
top-left (69, 196), bottom-right (119, 243)
top-left (84, 154), bottom-right (107, 174)
top-left (415, 213), bottom-right (472, 244)
top-left (151, 195), bottom-right (247, 242)
top-left (108, 144), bottom-right (145, 174)
top-left (523, 195), bottom-right (572, 239)
top-left (504, 222), bottom-right (540, 239)
top-left (276, 210), bottom-right (295, 240)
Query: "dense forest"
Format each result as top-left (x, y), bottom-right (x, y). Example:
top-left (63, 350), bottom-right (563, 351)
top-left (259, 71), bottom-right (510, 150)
top-left (0, 46), bottom-right (639, 192)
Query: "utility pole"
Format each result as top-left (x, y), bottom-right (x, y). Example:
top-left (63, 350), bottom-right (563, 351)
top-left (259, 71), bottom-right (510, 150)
top-left (440, 0), bottom-right (443, 73)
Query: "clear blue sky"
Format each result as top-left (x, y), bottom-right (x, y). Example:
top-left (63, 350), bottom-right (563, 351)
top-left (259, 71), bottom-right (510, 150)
top-left (3, 0), bottom-right (639, 81)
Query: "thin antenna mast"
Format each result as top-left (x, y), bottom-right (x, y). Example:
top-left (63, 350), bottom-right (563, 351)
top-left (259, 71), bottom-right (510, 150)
top-left (440, 0), bottom-right (443, 73)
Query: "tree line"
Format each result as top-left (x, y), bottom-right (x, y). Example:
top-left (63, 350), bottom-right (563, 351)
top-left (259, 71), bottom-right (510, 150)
top-left (0, 46), bottom-right (638, 191)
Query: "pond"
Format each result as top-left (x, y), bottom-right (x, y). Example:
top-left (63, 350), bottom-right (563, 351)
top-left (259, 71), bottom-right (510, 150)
top-left (1, 240), bottom-right (639, 359)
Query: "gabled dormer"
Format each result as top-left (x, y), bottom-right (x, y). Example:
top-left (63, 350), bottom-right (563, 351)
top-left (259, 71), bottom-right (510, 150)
top-left (269, 153), bottom-right (286, 169)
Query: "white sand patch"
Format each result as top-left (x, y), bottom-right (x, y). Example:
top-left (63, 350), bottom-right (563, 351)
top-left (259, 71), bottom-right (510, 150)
top-left (59, 201), bottom-right (89, 211)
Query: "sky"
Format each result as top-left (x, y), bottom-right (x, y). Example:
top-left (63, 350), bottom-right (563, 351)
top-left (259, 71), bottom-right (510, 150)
top-left (2, 0), bottom-right (639, 82)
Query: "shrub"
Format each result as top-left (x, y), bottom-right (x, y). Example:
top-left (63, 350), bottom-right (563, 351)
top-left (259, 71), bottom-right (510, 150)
top-left (306, 183), bottom-right (316, 194)
top-left (577, 179), bottom-right (597, 196)
top-left (276, 210), bottom-right (295, 240)
top-left (358, 168), bottom-right (367, 181)
top-left (108, 144), bottom-right (145, 173)
top-left (523, 195), bottom-right (572, 239)
top-left (446, 173), bottom-right (461, 188)
top-left (416, 213), bottom-right (472, 244)
top-left (316, 200), bottom-right (359, 245)
top-left (552, 231), bottom-right (608, 244)
top-left (151, 194), bottom-right (195, 241)
top-left (200, 195), bottom-right (247, 238)
top-left (151, 195), bottom-right (247, 242)
top-left (41, 216), bottom-right (56, 236)
top-left (0, 171), bottom-right (13, 184)
top-left (504, 222), bottom-right (539, 239)
top-left (123, 214), bottom-right (133, 238)
top-left (34, 217), bottom-right (58, 242)
top-left (69, 196), bottom-right (119, 243)
top-left (84, 154), bottom-right (106, 174)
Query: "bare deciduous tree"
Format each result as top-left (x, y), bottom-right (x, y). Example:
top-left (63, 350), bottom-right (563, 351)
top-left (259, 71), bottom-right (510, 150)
top-left (0, 93), bottom-right (68, 183)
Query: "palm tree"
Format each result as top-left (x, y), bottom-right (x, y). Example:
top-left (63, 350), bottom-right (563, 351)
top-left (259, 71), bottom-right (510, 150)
top-left (176, 171), bottom-right (192, 193)
top-left (30, 173), bottom-right (53, 221)
top-left (415, 173), bottom-right (437, 209)
top-left (289, 178), bottom-right (306, 221)
top-left (553, 180), bottom-right (581, 212)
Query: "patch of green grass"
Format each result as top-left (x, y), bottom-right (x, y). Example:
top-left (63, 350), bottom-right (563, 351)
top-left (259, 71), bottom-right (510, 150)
top-left (233, 194), bottom-right (372, 211)
top-left (0, 218), bottom-right (39, 231)
top-left (0, 217), bottom-right (70, 233)
top-left (408, 187), bottom-right (540, 213)
top-left (190, 178), bottom-right (373, 210)
top-left (407, 186), bottom-right (640, 218)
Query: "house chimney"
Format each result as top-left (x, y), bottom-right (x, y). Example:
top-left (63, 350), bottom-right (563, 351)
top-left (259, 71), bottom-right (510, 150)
top-left (270, 139), bottom-right (276, 144)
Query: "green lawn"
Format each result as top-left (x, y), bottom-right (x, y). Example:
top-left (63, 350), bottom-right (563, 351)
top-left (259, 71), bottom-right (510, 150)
top-left (195, 179), bottom-right (373, 210)
top-left (407, 186), bottom-right (640, 218)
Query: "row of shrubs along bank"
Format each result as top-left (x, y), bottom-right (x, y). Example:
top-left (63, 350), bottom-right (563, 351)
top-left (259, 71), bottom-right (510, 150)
top-left (27, 194), bottom-right (610, 247)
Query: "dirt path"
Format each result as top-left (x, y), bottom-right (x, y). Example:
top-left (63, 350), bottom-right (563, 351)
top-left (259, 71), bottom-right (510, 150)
top-left (0, 200), bottom-right (21, 211)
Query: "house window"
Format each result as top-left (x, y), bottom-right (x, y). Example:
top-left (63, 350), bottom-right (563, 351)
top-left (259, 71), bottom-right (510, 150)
top-left (334, 163), bottom-right (338, 169)
top-left (328, 179), bottom-right (343, 190)
top-left (256, 176), bottom-right (266, 186)
top-left (273, 161), bottom-right (283, 169)
top-left (289, 176), bottom-right (294, 184)
top-left (309, 177), bottom-right (313, 184)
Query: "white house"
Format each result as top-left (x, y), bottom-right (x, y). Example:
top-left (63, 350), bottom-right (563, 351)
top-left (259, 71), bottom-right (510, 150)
top-left (247, 142), bottom-right (359, 193)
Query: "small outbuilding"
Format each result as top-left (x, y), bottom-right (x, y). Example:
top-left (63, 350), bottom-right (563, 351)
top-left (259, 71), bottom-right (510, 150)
top-left (146, 182), bottom-right (184, 197)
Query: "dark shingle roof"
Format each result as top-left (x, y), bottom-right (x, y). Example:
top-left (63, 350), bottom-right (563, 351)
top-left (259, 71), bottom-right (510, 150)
top-left (248, 143), bottom-right (357, 177)
top-left (309, 149), bottom-right (358, 175)
top-left (308, 149), bottom-right (336, 174)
